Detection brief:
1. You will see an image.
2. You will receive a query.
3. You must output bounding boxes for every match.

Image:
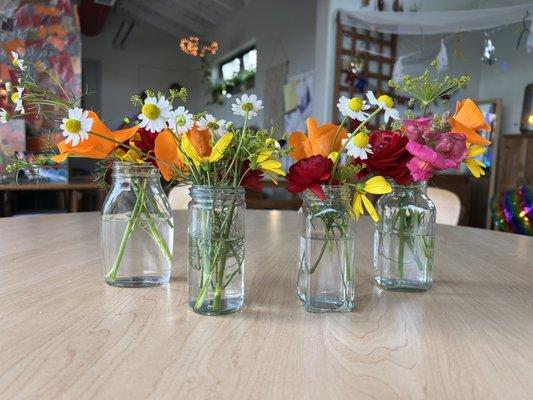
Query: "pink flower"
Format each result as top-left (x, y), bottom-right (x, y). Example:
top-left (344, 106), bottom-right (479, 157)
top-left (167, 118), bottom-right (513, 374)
top-left (403, 118), bottom-right (468, 181)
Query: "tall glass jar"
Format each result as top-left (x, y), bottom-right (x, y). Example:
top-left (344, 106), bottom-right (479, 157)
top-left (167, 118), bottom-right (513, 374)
top-left (101, 162), bottom-right (173, 287)
top-left (188, 186), bottom-right (245, 315)
top-left (298, 185), bottom-right (356, 312)
top-left (374, 182), bottom-right (436, 291)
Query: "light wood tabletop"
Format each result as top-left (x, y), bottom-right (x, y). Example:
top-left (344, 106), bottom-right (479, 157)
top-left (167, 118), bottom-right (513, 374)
top-left (0, 210), bottom-right (532, 400)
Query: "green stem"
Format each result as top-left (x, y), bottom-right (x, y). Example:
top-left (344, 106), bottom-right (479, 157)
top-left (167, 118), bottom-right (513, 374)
top-left (397, 209), bottom-right (406, 279)
top-left (105, 179), bottom-right (146, 281)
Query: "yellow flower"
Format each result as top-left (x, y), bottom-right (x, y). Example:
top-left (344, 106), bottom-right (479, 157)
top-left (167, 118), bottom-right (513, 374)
top-left (327, 151), bottom-right (339, 162)
top-left (115, 143), bottom-right (145, 164)
top-left (180, 132), bottom-right (233, 165)
top-left (254, 150), bottom-right (286, 183)
top-left (352, 176), bottom-right (391, 222)
top-left (464, 144), bottom-right (486, 178)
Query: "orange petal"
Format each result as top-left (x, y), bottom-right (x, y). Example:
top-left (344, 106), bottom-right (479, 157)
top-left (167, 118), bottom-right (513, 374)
top-left (306, 118), bottom-right (319, 140)
top-left (451, 99), bottom-right (491, 146)
top-left (288, 131), bottom-right (311, 161)
top-left (451, 119), bottom-right (491, 146)
top-left (187, 126), bottom-right (212, 158)
top-left (154, 129), bottom-right (183, 181)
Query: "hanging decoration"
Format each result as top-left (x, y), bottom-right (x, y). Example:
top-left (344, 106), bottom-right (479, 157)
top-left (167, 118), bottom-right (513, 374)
top-left (436, 38), bottom-right (448, 71)
top-left (452, 33), bottom-right (466, 62)
top-left (179, 36), bottom-right (219, 57)
top-left (392, 57), bottom-right (403, 82)
top-left (348, 54), bottom-right (365, 74)
top-left (481, 32), bottom-right (497, 65)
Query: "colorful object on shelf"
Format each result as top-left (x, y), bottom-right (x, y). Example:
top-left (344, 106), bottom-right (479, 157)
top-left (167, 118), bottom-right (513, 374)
top-left (491, 186), bottom-right (533, 236)
top-left (481, 32), bottom-right (497, 65)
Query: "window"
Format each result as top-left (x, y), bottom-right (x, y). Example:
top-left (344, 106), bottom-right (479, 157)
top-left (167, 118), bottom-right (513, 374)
top-left (219, 47), bottom-right (257, 85)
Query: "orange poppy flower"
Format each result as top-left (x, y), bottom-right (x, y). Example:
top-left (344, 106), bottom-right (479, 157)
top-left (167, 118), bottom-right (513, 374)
top-left (450, 99), bottom-right (491, 146)
top-left (154, 125), bottom-right (212, 180)
top-left (51, 111), bottom-right (138, 163)
top-left (288, 117), bottom-right (347, 161)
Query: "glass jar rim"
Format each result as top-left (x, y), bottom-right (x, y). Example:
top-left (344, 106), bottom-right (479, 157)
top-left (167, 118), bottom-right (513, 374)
top-left (190, 185), bottom-right (246, 197)
top-left (390, 181), bottom-right (428, 189)
top-left (112, 161), bottom-right (160, 178)
top-left (303, 184), bottom-right (351, 201)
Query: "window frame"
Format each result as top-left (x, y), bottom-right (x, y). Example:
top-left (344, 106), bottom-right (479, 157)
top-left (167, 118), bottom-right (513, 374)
top-left (218, 46), bottom-right (257, 90)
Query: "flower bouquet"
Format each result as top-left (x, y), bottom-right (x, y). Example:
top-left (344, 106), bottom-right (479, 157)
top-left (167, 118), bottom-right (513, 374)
top-left (369, 63), bottom-right (491, 291)
top-left (2, 52), bottom-right (190, 287)
top-left (286, 93), bottom-right (398, 312)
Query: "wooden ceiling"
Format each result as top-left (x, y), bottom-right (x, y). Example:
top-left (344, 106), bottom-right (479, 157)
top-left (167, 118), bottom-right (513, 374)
top-left (118, 0), bottom-right (248, 37)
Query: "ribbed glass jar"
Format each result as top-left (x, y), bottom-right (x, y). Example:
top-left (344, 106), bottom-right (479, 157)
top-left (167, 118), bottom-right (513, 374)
top-left (298, 185), bottom-right (356, 312)
top-left (373, 182), bottom-right (436, 291)
top-left (187, 186), bottom-right (245, 315)
top-left (101, 162), bottom-right (173, 287)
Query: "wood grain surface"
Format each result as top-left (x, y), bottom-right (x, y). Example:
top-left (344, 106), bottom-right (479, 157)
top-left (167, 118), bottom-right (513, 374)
top-left (0, 210), bottom-right (532, 400)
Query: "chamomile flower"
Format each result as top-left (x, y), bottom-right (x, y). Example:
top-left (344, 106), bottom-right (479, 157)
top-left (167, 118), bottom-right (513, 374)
top-left (342, 131), bottom-right (373, 160)
top-left (336, 96), bottom-right (370, 121)
top-left (167, 106), bottom-right (194, 135)
top-left (11, 87), bottom-right (24, 114)
top-left (0, 108), bottom-right (8, 123)
top-left (138, 96), bottom-right (172, 133)
top-left (11, 51), bottom-right (26, 71)
top-left (60, 107), bottom-right (94, 146)
top-left (231, 94), bottom-right (263, 119)
top-left (366, 91), bottom-right (400, 123)
top-left (197, 114), bottom-right (227, 137)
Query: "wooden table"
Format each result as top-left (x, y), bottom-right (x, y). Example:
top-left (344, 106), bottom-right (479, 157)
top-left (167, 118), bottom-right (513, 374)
top-left (1, 211), bottom-right (532, 399)
top-left (0, 180), bottom-right (103, 216)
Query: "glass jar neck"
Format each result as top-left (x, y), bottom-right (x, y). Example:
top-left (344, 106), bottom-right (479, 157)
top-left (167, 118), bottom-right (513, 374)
top-left (190, 185), bottom-right (245, 203)
top-left (303, 185), bottom-right (351, 206)
top-left (112, 162), bottom-right (160, 180)
top-left (391, 181), bottom-right (428, 196)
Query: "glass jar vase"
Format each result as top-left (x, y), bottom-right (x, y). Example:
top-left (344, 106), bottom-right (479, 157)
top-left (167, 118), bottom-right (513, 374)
top-left (188, 186), bottom-right (245, 315)
top-left (373, 182), bottom-right (436, 291)
top-left (298, 185), bottom-right (356, 312)
top-left (101, 162), bottom-right (173, 287)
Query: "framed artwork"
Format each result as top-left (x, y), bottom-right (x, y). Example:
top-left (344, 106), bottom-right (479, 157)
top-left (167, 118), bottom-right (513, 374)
top-left (0, 119), bottom-right (25, 181)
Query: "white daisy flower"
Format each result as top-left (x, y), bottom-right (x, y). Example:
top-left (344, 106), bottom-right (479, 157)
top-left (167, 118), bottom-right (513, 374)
top-left (197, 114), bottom-right (227, 137)
top-left (11, 51), bottom-right (26, 71)
top-left (336, 96), bottom-right (370, 121)
top-left (366, 91), bottom-right (400, 123)
top-left (342, 131), bottom-right (373, 160)
top-left (11, 87), bottom-right (24, 114)
top-left (4, 82), bottom-right (12, 92)
top-left (138, 96), bottom-right (172, 133)
top-left (231, 93), bottom-right (263, 119)
top-left (0, 108), bottom-right (8, 123)
top-left (60, 107), bottom-right (94, 147)
top-left (167, 106), bottom-right (194, 135)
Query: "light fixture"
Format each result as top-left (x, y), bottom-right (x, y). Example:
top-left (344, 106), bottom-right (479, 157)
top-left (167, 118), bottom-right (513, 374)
top-left (180, 36), bottom-right (219, 57)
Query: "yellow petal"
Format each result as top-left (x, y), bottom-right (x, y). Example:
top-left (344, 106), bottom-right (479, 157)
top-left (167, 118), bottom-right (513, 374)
top-left (259, 159), bottom-right (285, 175)
top-left (352, 193), bottom-right (364, 221)
top-left (256, 150), bottom-right (272, 163)
top-left (465, 158), bottom-right (486, 178)
top-left (364, 176), bottom-right (391, 195)
top-left (181, 134), bottom-right (202, 165)
top-left (209, 132), bottom-right (233, 163)
top-left (361, 194), bottom-right (379, 222)
top-left (467, 144), bottom-right (486, 158)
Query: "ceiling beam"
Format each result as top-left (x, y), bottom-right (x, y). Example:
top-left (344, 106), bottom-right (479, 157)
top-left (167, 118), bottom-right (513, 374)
top-left (119, 2), bottom-right (193, 37)
top-left (170, 0), bottom-right (222, 26)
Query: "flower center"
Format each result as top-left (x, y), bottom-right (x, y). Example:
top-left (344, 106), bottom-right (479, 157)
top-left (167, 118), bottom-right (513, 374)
top-left (65, 118), bottom-right (81, 133)
top-left (353, 132), bottom-right (369, 148)
top-left (175, 115), bottom-right (186, 127)
top-left (241, 102), bottom-right (254, 112)
top-left (11, 92), bottom-right (20, 103)
top-left (207, 121), bottom-right (219, 130)
top-left (12, 59), bottom-right (20, 68)
top-left (348, 97), bottom-right (363, 112)
top-left (377, 95), bottom-right (394, 109)
top-left (142, 103), bottom-right (160, 120)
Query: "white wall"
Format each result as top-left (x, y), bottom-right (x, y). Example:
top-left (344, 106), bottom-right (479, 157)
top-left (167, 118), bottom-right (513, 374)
top-left (82, 9), bottom-right (197, 130)
top-left (186, 0), bottom-right (317, 131)
top-left (478, 24), bottom-right (533, 134)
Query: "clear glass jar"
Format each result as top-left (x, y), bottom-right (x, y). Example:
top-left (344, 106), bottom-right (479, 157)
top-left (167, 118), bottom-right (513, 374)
top-left (374, 182), bottom-right (436, 291)
top-left (188, 186), bottom-right (245, 315)
top-left (101, 162), bottom-right (173, 287)
top-left (298, 185), bottom-right (356, 312)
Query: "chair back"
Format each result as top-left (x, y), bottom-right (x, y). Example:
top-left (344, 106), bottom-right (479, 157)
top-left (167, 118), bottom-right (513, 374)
top-left (168, 185), bottom-right (191, 210)
top-left (427, 187), bottom-right (461, 226)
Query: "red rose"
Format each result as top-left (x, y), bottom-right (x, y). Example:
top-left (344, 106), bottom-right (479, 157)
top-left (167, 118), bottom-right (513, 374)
top-left (134, 127), bottom-right (158, 152)
top-left (362, 130), bottom-right (413, 185)
top-left (286, 155), bottom-right (333, 200)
